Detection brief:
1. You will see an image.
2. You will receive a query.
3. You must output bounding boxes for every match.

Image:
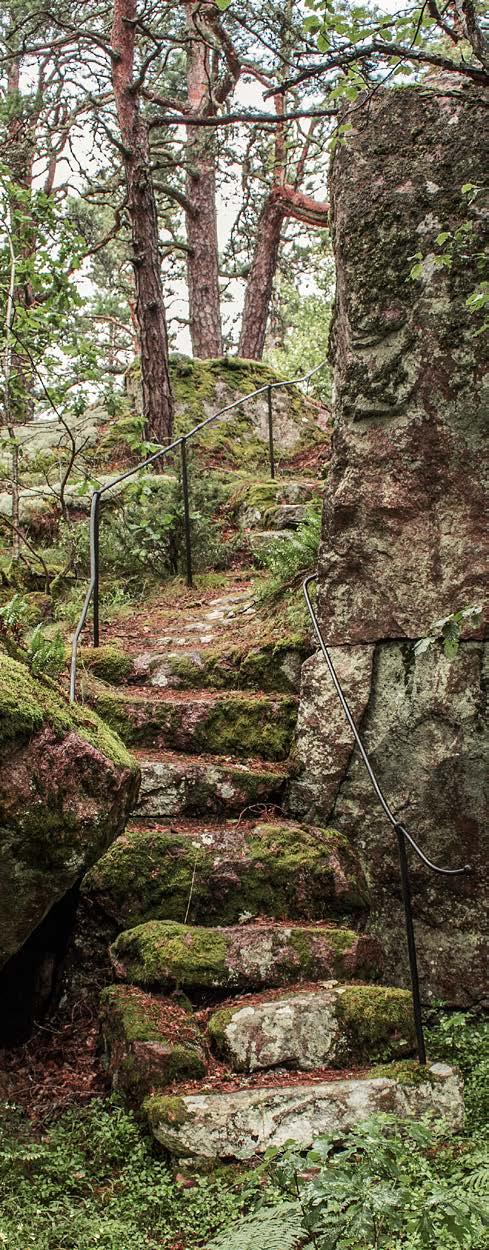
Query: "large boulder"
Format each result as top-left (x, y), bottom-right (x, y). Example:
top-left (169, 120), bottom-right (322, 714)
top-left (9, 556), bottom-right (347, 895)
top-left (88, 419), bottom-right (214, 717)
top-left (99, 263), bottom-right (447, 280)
top-left (292, 86), bottom-right (488, 1006)
top-left (0, 654), bottom-right (140, 970)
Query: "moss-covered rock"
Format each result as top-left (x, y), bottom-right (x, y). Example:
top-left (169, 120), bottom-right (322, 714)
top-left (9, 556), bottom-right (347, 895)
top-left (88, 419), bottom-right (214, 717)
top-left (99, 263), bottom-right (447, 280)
top-left (147, 637), bottom-right (312, 694)
top-left (110, 919), bottom-right (384, 993)
top-left (79, 645), bottom-right (134, 686)
top-left (207, 982), bottom-right (415, 1072)
top-left (81, 820), bottom-right (369, 929)
top-left (99, 984), bottom-right (206, 1100)
top-left (86, 686), bottom-right (298, 761)
top-left (334, 984), bottom-right (415, 1061)
top-left (0, 653), bottom-right (140, 969)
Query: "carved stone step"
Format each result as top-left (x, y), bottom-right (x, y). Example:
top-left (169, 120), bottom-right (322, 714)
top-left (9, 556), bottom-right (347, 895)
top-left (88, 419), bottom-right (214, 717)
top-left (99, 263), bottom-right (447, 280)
top-left (82, 818), bottom-right (369, 929)
top-left (145, 1063), bottom-right (463, 1160)
top-left (134, 750), bottom-right (288, 818)
top-left (86, 685), bottom-right (298, 761)
top-left (110, 919), bottom-right (384, 993)
top-left (207, 983), bottom-right (416, 1072)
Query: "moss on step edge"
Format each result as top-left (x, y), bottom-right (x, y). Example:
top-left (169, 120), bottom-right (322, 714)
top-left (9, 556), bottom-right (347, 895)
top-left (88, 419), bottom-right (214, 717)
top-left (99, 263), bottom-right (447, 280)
top-left (82, 821), bottom-right (367, 929)
top-left (88, 686), bottom-right (298, 760)
top-left (79, 645), bottom-right (133, 685)
top-left (110, 919), bottom-right (382, 993)
top-left (369, 1060), bottom-right (438, 1087)
top-left (0, 653), bottom-right (136, 770)
top-left (99, 984), bottom-right (206, 1097)
top-left (335, 985), bottom-right (416, 1061)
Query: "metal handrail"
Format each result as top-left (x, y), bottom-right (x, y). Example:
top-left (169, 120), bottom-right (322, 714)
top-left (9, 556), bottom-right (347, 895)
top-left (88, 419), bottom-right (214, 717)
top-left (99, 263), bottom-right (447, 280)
top-left (303, 574), bottom-right (471, 1064)
top-left (69, 358), bottom-right (328, 701)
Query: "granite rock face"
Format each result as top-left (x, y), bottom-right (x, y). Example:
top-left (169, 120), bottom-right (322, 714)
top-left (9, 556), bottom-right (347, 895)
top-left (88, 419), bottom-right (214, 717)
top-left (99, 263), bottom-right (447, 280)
top-left (145, 1063), bottom-right (464, 1160)
top-left (318, 87), bottom-right (488, 644)
top-left (292, 87), bottom-right (488, 1005)
top-left (0, 654), bottom-right (140, 969)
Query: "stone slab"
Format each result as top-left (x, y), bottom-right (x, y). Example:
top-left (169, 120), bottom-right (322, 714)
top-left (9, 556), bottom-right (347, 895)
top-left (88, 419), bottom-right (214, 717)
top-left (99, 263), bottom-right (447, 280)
top-left (146, 1063), bottom-right (463, 1159)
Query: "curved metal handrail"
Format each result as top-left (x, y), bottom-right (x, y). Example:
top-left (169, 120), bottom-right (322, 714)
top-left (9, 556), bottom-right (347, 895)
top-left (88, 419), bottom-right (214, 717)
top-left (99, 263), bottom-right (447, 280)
top-left (70, 358), bottom-right (328, 701)
top-left (303, 574), bottom-right (471, 1063)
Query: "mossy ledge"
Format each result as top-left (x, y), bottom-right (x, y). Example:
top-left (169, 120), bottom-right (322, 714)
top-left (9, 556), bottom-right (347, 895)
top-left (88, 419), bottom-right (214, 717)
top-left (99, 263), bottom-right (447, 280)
top-left (0, 653), bottom-right (137, 771)
top-left (110, 919), bottom-right (384, 994)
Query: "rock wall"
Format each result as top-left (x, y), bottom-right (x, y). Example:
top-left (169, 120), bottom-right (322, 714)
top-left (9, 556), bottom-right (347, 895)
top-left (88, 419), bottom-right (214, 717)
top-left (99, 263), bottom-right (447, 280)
top-left (291, 87), bottom-right (488, 1006)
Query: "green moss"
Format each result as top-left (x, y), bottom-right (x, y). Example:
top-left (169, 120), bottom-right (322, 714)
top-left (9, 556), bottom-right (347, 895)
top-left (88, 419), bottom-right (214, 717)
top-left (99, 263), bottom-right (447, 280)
top-left (99, 984), bottom-right (206, 1095)
top-left (0, 653), bottom-right (136, 770)
top-left (369, 1060), bottom-right (435, 1087)
top-left (111, 921), bottom-right (229, 990)
top-left (100, 984), bottom-right (168, 1043)
top-left (161, 637), bottom-right (311, 694)
top-left (243, 823), bottom-right (367, 915)
top-left (207, 1007), bottom-right (235, 1052)
top-left (79, 645), bottom-right (133, 685)
top-left (192, 696), bottom-right (297, 761)
top-left (144, 1093), bottom-right (191, 1129)
top-left (335, 985), bottom-right (415, 1061)
top-left (83, 829), bottom-right (214, 927)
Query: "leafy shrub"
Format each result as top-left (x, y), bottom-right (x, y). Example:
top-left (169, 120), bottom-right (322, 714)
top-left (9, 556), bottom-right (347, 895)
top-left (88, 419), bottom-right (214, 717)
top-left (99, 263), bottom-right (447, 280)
top-left (256, 504), bottom-right (321, 601)
top-left (262, 1115), bottom-right (488, 1250)
top-left (427, 1011), bottom-right (489, 1132)
top-left (0, 593), bottom-right (65, 676)
top-left (0, 1099), bottom-right (264, 1250)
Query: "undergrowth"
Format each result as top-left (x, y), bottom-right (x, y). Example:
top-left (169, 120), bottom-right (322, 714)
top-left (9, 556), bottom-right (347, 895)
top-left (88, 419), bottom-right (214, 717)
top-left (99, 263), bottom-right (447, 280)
top-left (0, 1097), bottom-right (265, 1250)
top-left (0, 1013), bottom-right (487, 1250)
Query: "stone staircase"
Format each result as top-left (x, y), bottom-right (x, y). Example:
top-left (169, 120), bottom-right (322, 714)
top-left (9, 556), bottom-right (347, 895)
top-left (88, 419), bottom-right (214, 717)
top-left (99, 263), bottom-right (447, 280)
top-left (77, 474), bottom-right (463, 1162)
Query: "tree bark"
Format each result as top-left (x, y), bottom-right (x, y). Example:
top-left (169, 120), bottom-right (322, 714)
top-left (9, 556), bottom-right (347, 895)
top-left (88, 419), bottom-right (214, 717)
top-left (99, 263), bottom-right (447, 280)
top-left (185, 3), bottom-right (223, 358)
top-left (111, 0), bottom-right (173, 441)
top-left (238, 192), bottom-right (285, 361)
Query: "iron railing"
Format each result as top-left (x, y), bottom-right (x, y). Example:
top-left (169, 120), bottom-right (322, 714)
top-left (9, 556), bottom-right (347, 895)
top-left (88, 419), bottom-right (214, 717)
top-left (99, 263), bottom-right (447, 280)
top-left (303, 574), bottom-right (471, 1064)
top-left (70, 359), bottom-right (328, 701)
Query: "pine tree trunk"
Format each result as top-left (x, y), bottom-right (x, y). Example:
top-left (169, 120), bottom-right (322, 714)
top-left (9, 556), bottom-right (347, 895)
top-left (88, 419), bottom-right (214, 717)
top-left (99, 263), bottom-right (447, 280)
top-left (185, 5), bottom-right (223, 358)
top-left (111, 0), bottom-right (173, 442)
top-left (238, 193), bottom-right (284, 360)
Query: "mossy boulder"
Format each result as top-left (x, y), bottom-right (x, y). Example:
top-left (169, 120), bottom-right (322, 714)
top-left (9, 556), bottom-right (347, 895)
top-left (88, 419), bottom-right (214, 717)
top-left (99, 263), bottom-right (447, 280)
top-left (0, 653), bottom-right (140, 968)
top-left (81, 820), bottom-right (369, 930)
top-left (86, 687), bottom-right (298, 761)
top-left (136, 755), bottom-right (287, 820)
top-left (99, 984), bottom-right (206, 1100)
top-left (110, 920), bottom-right (384, 994)
top-left (207, 983), bottom-right (415, 1072)
top-left (125, 356), bottom-right (326, 469)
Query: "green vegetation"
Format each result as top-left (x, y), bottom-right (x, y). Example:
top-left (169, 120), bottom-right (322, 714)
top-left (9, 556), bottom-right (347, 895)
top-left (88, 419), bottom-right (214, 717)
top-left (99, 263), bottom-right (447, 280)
top-left (0, 1099), bottom-right (265, 1250)
top-left (336, 985), bottom-right (416, 1061)
top-left (0, 652), bottom-right (135, 769)
top-left (256, 504), bottom-right (322, 602)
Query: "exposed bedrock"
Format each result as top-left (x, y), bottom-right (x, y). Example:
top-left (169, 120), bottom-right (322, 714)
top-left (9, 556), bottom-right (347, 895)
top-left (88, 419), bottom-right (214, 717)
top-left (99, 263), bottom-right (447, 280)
top-left (292, 86), bottom-right (488, 1005)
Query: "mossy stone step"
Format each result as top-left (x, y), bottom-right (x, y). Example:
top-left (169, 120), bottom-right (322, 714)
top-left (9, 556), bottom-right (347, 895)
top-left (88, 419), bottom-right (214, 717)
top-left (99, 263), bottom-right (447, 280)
top-left (135, 751), bottom-right (288, 818)
top-left (99, 984), bottom-right (206, 1101)
top-left (138, 636), bottom-right (311, 694)
top-left (81, 820), bottom-right (369, 930)
top-left (86, 685), bottom-right (298, 761)
top-left (208, 983), bottom-right (416, 1072)
top-left (110, 920), bottom-right (384, 994)
top-left (145, 1063), bottom-right (463, 1161)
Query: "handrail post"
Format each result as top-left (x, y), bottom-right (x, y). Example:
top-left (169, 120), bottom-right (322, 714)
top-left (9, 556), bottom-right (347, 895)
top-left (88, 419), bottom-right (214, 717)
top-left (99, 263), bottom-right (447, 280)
top-left (267, 385), bottom-right (275, 480)
top-left (180, 438), bottom-right (193, 588)
top-left (92, 491), bottom-right (100, 648)
top-left (395, 824), bottom-right (426, 1065)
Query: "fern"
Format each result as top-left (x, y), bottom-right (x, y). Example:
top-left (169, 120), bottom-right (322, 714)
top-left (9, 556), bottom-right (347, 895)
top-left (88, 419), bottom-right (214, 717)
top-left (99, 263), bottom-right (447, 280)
top-left (205, 1199), bottom-right (305, 1250)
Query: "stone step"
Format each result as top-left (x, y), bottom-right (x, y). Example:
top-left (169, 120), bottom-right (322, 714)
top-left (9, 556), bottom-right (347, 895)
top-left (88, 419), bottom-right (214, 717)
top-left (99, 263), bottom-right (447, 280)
top-left (85, 684), bottom-right (298, 761)
top-left (249, 529), bottom-right (298, 556)
top-left (144, 1063), bottom-right (463, 1161)
top-left (207, 983), bottom-right (416, 1073)
top-left (100, 983), bottom-right (207, 1101)
top-left (110, 920), bottom-right (384, 994)
top-left (134, 750), bottom-right (288, 819)
top-left (235, 477), bottom-right (321, 532)
top-left (138, 636), bottom-right (310, 694)
top-left (81, 818), bottom-right (369, 930)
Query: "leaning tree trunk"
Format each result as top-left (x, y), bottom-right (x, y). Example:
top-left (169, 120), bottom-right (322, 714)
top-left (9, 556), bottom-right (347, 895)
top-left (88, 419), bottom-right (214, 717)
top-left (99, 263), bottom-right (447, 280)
top-left (238, 192), bottom-right (284, 360)
top-left (111, 0), bottom-right (173, 441)
top-left (185, 5), bottom-right (223, 358)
